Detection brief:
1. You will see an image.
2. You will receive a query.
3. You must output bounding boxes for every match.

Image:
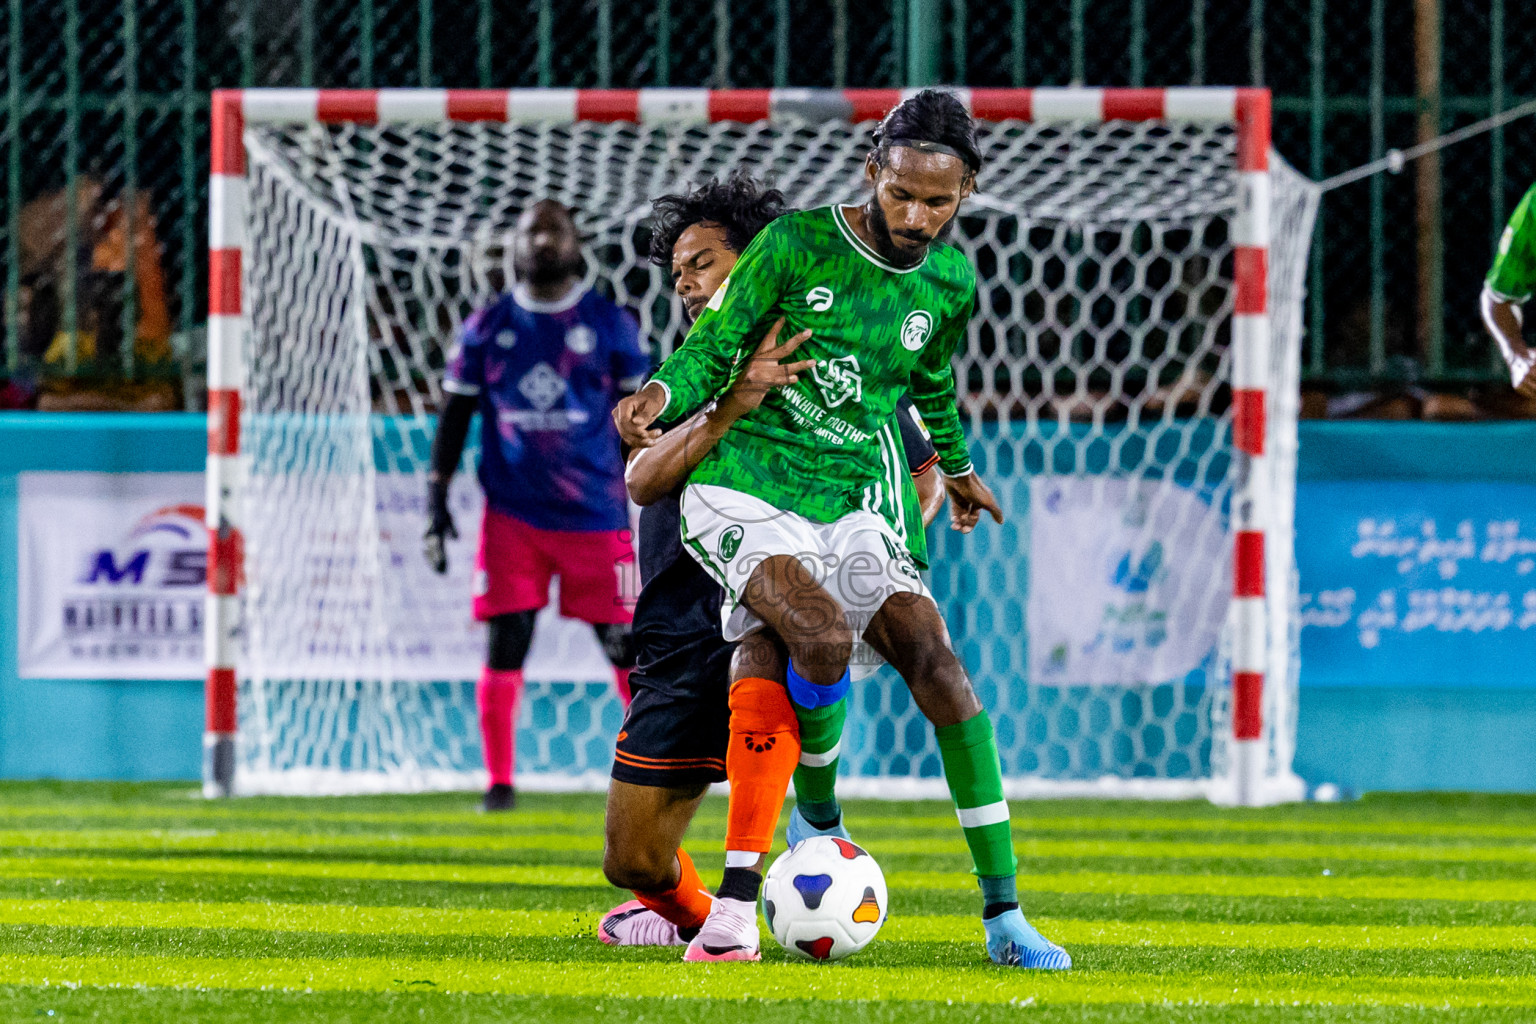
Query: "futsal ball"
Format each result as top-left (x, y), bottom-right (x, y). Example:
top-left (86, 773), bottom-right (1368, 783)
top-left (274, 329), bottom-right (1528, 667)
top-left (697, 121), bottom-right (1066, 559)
top-left (763, 835), bottom-right (888, 961)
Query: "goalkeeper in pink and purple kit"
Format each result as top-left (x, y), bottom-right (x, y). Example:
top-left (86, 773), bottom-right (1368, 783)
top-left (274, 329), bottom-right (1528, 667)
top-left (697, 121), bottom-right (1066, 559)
top-left (425, 200), bottom-right (649, 812)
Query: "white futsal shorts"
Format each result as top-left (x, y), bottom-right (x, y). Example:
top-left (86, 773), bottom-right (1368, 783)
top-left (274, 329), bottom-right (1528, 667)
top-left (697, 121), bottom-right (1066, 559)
top-left (678, 483), bottom-right (933, 679)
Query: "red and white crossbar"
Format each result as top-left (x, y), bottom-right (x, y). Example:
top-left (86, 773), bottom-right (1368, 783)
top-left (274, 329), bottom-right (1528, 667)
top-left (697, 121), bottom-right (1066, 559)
top-left (204, 86), bottom-right (1272, 801)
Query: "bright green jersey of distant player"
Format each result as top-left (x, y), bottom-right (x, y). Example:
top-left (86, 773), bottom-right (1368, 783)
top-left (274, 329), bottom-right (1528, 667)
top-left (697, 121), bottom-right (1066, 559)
top-left (650, 205), bottom-right (976, 527)
top-left (1488, 181), bottom-right (1536, 302)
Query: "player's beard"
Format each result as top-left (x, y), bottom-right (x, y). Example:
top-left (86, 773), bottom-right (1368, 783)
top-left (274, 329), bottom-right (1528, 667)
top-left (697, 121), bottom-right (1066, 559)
top-left (865, 201), bottom-right (956, 268)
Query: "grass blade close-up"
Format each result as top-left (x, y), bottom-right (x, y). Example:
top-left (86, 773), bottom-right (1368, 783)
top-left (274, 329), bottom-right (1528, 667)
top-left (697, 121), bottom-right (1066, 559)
top-left (0, 783), bottom-right (1533, 1023)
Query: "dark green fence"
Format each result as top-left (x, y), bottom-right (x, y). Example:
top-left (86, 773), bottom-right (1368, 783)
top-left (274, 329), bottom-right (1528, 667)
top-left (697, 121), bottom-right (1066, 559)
top-left (1, 0), bottom-right (1531, 400)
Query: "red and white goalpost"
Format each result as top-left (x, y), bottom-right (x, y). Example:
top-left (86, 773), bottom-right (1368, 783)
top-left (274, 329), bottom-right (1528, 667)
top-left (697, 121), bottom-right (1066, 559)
top-left (206, 87), bottom-right (1312, 805)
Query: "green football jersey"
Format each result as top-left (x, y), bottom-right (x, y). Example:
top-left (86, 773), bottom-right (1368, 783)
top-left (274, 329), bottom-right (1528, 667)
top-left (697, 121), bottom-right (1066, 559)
top-left (1488, 181), bottom-right (1536, 302)
top-left (651, 205), bottom-right (976, 526)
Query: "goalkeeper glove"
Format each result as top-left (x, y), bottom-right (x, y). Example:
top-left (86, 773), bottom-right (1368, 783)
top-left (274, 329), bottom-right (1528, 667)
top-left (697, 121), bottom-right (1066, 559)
top-left (423, 486), bottom-right (457, 574)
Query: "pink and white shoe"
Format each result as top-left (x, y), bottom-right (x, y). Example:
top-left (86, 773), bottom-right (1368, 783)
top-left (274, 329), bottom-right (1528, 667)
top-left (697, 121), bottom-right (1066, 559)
top-left (682, 896), bottom-right (760, 962)
top-left (598, 900), bottom-right (687, 947)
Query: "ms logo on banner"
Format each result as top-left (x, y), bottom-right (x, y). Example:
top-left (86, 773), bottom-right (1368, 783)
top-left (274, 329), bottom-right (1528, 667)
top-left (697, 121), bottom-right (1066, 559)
top-left (811, 354), bottom-right (863, 408)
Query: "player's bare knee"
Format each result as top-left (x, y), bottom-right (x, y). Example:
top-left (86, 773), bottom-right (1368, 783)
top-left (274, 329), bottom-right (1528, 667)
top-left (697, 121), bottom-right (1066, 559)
top-left (731, 630), bottom-right (786, 682)
top-left (903, 633), bottom-right (980, 727)
top-left (602, 843), bottom-right (677, 892)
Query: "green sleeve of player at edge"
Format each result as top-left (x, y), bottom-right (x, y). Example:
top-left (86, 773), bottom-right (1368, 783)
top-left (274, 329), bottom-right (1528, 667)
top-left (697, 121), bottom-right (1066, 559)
top-left (1487, 181), bottom-right (1536, 304)
top-left (649, 225), bottom-right (788, 421)
top-left (909, 278), bottom-right (977, 476)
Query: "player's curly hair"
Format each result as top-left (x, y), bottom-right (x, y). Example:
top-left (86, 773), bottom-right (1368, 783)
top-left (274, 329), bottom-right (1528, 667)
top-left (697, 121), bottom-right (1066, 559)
top-left (871, 88), bottom-right (982, 179)
top-left (646, 174), bottom-right (789, 267)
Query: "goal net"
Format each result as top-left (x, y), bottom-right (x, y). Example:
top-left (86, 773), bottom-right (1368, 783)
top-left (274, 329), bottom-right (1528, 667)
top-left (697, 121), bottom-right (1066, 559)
top-left (206, 88), bottom-right (1314, 804)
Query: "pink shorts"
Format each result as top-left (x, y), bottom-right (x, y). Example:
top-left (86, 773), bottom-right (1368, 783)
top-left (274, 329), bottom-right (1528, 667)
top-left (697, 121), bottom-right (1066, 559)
top-left (473, 509), bottom-right (635, 625)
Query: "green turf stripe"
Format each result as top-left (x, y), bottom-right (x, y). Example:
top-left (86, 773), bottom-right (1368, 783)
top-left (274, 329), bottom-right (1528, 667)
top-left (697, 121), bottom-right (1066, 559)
top-left (11, 802), bottom-right (1536, 843)
top-left (6, 898), bottom-right (1535, 952)
top-left (0, 855), bottom-right (603, 887)
top-left (9, 853), bottom-right (1536, 904)
top-left (3, 954), bottom-right (1534, 1008)
top-left (7, 826), bottom-right (1535, 865)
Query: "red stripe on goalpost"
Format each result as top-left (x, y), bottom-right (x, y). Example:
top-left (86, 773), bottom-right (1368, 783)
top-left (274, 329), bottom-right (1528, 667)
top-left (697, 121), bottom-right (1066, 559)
top-left (317, 90), bottom-right (379, 123)
top-left (843, 89), bottom-right (903, 123)
top-left (208, 249), bottom-right (241, 317)
top-left (1235, 88), bottom-right (1271, 172)
top-left (206, 668), bottom-right (237, 733)
top-left (709, 90), bottom-right (772, 122)
top-left (969, 89), bottom-right (1032, 122)
top-left (1101, 88), bottom-right (1166, 121)
top-left (1232, 672), bottom-right (1265, 740)
top-left (1232, 389), bottom-right (1266, 456)
top-left (209, 528), bottom-right (243, 597)
top-left (210, 91), bottom-right (244, 176)
top-left (576, 90), bottom-right (639, 122)
top-left (207, 389), bottom-right (240, 457)
top-left (1234, 531), bottom-right (1266, 598)
top-left (447, 90), bottom-right (510, 122)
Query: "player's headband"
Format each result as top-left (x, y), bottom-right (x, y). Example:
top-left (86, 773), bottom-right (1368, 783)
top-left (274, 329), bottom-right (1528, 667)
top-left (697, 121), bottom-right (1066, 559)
top-left (883, 137), bottom-right (977, 170)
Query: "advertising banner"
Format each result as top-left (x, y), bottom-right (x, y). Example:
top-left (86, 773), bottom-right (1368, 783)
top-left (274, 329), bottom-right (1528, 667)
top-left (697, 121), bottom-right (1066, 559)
top-left (16, 471), bottom-right (617, 683)
top-left (1027, 476), bottom-right (1229, 686)
top-left (1297, 480), bottom-right (1536, 687)
top-left (17, 472), bottom-right (207, 679)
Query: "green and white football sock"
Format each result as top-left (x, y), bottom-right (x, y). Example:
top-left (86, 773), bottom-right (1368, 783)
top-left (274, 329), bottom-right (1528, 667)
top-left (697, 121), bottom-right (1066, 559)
top-left (935, 711), bottom-right (1018, 904)
top-left (790, 697), bottom-right (846, 830)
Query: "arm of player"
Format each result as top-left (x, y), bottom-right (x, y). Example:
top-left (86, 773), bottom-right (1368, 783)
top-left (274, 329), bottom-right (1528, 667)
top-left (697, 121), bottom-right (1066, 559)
top-left (624, 319), bottom-right (813, 505)
top-left (424, 394), bottom-right (475, 572)
top-left (894, 395), bottom-right (946, 528)
top-left (423, 315), bottom-right (487, 573)
top-left (909, 283), bottom-right (1003, 530)
top-left (1483, 184), bottom-right (1536, 396)
top-left (616, 225), bottom-right (790, 444)
top-left (908, 282), bottom-right (976, 478)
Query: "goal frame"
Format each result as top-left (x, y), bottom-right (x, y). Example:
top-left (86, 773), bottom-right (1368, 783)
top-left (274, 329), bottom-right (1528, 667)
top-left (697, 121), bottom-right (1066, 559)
top-left (205, 86), bottom-right (1281, 805)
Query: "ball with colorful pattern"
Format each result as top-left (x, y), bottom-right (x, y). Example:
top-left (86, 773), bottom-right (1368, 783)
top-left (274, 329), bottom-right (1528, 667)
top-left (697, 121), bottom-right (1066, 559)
top-left (762, 834), bottom-right (888, 962)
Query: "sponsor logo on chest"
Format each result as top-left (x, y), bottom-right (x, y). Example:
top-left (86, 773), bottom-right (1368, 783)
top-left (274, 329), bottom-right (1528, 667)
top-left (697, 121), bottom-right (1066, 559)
top-left (517, 362), bottom-right (567, 411)
top-left (811, 354), bottom-right (863, 408)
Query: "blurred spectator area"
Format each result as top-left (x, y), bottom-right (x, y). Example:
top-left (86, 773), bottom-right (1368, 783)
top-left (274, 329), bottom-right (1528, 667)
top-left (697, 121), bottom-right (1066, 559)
top-left (0, 0), bottom-right (1533, 416)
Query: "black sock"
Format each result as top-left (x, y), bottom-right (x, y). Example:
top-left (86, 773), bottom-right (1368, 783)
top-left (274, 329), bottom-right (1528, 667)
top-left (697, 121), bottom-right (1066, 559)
top-left (982, 900), bottom-right (1020, 921)
top-left (716, 866), bottom-right (762, 903)
top-left (802, 810), bottom-right (842, 831)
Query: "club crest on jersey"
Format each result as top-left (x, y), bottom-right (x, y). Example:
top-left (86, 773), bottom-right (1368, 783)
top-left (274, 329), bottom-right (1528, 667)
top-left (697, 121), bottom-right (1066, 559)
top-left (900, 310), bottom-right (934, 351)
top-left (517, 362), bottom-right (567, 411)
top-left (811, 354), bottom-right (863, 408)
top-left (494, 329), bottom-right (517, 349)
top-left (806, 286), bottom-right (834, 311)
top-left (718, 524), bottom-right (744, 562)
top-left (564, 324), bottom-right (596, 354)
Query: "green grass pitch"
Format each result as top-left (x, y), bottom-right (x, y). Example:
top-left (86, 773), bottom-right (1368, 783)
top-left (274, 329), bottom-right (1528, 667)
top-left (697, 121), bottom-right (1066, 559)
top-left (0, 783), bottom-right (1533, 1022)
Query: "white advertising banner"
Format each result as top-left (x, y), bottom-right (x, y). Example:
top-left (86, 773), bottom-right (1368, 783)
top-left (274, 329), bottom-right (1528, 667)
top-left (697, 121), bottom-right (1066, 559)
top-left (1028, 476), bottom-right (1230, 686)
top-left (17, 472), bottom-right (207, 679)
top-left (17, 471), bottom-right (614, 683)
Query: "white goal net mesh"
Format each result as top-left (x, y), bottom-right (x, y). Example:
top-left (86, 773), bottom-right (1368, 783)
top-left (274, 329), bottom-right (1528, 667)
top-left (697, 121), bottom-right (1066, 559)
top-left (234, 113), bottom-right (1316, 797)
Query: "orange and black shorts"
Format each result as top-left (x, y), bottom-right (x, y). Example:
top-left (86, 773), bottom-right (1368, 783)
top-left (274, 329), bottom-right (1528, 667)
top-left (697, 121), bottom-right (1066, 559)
top-left (611, 628), bottom-right (735, 789)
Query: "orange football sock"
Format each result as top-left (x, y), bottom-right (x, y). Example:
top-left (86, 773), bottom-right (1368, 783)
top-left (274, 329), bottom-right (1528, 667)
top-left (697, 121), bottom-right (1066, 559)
top-left (725, 676), bottom-right (802, 855)
top-left (632, 848), bottom-right (711, 930)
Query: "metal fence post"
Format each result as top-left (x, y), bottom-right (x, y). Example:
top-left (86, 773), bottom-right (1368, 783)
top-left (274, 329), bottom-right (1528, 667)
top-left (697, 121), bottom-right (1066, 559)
top-left (64, 0), bottom-right (82, 373)
top-left (121, 0), bottom-right (140, 380)
top-left (4, 0), bottom-right (21, 373)
top-left (1415, 0), bottom-right (1443, 376)
top-left (1369, 0), bottom-right (1386, 377)
top-left (907, 0), bottom-right (941, 86)
top-left (1308, 0), bottom-right (1326, 375)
